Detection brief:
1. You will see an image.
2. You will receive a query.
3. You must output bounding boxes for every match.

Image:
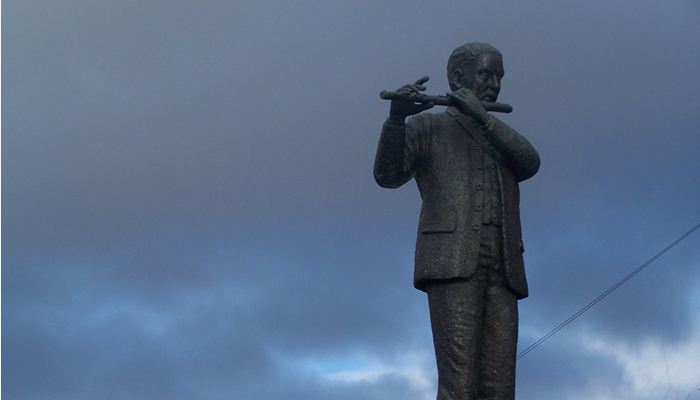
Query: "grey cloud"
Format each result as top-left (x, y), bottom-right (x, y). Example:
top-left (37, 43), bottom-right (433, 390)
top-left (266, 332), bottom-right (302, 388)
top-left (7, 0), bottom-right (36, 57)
top-left (4, 0), bottom-right (700, 399)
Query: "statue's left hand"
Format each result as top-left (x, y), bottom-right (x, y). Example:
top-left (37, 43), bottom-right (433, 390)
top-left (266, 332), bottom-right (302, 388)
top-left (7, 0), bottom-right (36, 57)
top-left (446, 88), bottom-right (489, 125)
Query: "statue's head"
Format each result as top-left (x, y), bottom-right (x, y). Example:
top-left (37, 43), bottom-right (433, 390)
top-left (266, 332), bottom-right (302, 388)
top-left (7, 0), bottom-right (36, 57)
top-left (447, 43), bottom-right (504, 102)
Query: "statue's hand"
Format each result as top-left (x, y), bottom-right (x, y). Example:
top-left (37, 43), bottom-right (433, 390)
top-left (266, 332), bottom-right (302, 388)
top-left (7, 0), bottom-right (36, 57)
top-left (389, 76), bottom-right (434, 122)
top-left (446, 88), bottom-right (489, 125)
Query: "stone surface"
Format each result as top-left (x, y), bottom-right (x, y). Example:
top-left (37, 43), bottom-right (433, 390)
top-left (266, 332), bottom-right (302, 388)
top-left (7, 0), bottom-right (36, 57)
top-left (373, 42), bottom-right (540, 400)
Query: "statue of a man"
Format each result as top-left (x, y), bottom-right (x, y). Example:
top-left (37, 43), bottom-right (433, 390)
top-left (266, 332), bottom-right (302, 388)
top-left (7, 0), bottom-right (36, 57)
top-left (373, 43), bottom-right (540, 400)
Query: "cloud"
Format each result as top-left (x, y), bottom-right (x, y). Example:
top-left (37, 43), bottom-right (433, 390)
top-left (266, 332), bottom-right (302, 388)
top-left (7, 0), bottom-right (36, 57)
top-left (4, 0), bottom-right (700, 399)
top-left (580, 319), bottom-right (700, 400)
top-left (323, 356), bottom-right (435, 400)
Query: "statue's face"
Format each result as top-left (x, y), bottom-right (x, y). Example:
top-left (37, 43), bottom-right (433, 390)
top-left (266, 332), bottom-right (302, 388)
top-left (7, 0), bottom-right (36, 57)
top-left (462, 52), bottom-right (504, 102)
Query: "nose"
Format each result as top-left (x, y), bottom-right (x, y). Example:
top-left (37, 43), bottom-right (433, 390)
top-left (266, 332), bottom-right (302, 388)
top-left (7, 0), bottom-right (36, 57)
top-left (490, 76), bottom-right (500, 91)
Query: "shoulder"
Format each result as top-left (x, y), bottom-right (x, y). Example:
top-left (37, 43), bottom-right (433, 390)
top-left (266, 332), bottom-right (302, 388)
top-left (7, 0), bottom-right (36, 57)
top-left (407, 111), bottom-right (431, 126)
top-left (407, 111), bottom-right (451, 131)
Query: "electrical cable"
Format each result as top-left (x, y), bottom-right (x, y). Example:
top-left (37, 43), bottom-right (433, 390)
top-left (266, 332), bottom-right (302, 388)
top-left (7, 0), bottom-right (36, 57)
top-left (516, 221), bottom-right (700, 360)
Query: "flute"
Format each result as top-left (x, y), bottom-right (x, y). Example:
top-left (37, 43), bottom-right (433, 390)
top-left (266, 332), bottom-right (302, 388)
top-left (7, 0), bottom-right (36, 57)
top-left (379, 90), bottom-right (513, 114)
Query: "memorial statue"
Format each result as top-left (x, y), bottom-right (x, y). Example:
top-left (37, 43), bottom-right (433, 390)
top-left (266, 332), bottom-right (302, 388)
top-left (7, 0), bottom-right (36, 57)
top-left (374, 43), bottom-right (540, 400)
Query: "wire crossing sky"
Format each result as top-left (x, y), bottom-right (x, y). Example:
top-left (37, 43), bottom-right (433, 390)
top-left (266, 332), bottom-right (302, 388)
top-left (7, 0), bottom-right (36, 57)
top-left (517, 221), bottom-right (700, 360)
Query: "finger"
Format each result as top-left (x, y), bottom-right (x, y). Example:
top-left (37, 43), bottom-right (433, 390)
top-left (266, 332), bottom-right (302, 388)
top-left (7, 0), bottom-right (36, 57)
top-left (420, 102), bottom-right (434, 112)
top-left (414, 76), bottom-right (430, 85)
top-left (447, 90), bottom-right (470, 99)
top-left (399, 83), bottom-right (424, 93)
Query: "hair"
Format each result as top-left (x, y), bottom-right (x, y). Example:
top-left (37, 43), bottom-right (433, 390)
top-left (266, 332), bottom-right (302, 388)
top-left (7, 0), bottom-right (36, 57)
top-left (447, 43), bottom-right (502, 91)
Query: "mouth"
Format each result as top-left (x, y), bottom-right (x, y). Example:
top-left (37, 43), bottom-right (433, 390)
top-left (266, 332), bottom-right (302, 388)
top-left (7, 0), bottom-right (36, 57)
top-left (480, 89), bottom-right (499, 102)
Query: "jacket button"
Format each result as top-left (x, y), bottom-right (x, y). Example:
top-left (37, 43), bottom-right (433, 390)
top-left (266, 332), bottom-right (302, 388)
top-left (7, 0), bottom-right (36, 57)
top-left (476, 183), bottom-right (483, 190)
top-left (473, 224), bottom-right (481, 231)
top-left (477, 164), bottom-right (484, 170)
top-left (475, 204), bottom-right (482, 211)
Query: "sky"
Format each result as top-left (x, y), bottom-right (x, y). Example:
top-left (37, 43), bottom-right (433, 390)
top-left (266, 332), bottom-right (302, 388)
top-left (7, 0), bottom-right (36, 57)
top-left (3, 1), bottom-right (700, 399)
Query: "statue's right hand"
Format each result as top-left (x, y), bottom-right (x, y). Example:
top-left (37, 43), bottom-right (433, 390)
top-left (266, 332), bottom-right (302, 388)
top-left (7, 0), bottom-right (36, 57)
top-left (389, 76), bottom-right (434, 122)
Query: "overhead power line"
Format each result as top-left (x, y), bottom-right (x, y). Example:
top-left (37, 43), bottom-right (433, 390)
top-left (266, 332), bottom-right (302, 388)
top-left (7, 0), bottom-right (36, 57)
top-left (516, 221), bottom-right (700, 361)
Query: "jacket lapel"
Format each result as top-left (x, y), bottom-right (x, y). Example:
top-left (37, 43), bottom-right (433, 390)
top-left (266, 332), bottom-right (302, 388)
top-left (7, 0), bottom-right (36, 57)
top-left (447, 107), bottom-right (491, 150)
top-left (447, 107), bottom-right (504, 169)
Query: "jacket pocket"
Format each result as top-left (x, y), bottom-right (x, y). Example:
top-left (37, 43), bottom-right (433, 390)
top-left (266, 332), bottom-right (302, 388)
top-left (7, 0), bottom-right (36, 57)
top-left (420, 216), bottom-right (456, 234)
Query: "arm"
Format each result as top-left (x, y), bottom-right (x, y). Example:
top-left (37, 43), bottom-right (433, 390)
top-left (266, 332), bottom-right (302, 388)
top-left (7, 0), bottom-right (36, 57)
top-left (374, 117), bottom-right (431, 188)
top-left (373, 77), bottom-right (434, 188)
top-left (447, 88), bottom-right (540, 182)
top-left (480, 114), bottom-right (540, 181)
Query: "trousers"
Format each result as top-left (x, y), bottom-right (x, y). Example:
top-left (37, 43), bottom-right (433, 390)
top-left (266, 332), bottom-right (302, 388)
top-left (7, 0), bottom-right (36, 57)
top-left (425, 224), bottom-right (518, 400)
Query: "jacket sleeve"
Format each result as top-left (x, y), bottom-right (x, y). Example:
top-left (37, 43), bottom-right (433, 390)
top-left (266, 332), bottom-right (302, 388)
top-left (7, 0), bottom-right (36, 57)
top-left (373, 114), bottom-right (430, 188)
top-left (481, 115), bottom-right (540, 182)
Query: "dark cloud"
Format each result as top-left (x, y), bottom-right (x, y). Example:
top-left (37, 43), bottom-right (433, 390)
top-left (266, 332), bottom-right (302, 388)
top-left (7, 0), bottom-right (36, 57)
top-left (3, 227), bottom-right (431, 399)
top-left (4, 0), bottom-right (700, 399)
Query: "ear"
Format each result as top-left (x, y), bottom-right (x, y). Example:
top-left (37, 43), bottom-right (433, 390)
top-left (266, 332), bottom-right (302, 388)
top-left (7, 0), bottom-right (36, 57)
top-left (450, 70), bottom-right (463, 89)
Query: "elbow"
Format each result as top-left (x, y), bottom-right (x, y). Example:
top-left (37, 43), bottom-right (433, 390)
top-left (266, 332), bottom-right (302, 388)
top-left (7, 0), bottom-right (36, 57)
top-left (516, 151), bottom-right (541, 182)
top-left (526, 152), bottom-right (541, 179)
top-left (374, 170), bottom-right (403, 189)
top-left (374, 161), bottom-right (411, 188)
top-left (373, 156), bottom-right (406, 188)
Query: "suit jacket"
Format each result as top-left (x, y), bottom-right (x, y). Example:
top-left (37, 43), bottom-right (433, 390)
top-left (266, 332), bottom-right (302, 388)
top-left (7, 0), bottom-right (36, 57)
top-left (374, 108), bottom-right (540, 299)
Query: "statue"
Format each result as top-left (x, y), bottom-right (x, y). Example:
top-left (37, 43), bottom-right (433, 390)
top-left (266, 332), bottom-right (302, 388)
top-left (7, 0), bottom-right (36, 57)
top-left (374, 43), bottom-right (540, 400)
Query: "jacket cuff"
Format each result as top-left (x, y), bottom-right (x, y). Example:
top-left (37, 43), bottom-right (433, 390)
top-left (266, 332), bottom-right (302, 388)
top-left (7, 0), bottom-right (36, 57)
top-left (385, 117), bottom-right (406, 128)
